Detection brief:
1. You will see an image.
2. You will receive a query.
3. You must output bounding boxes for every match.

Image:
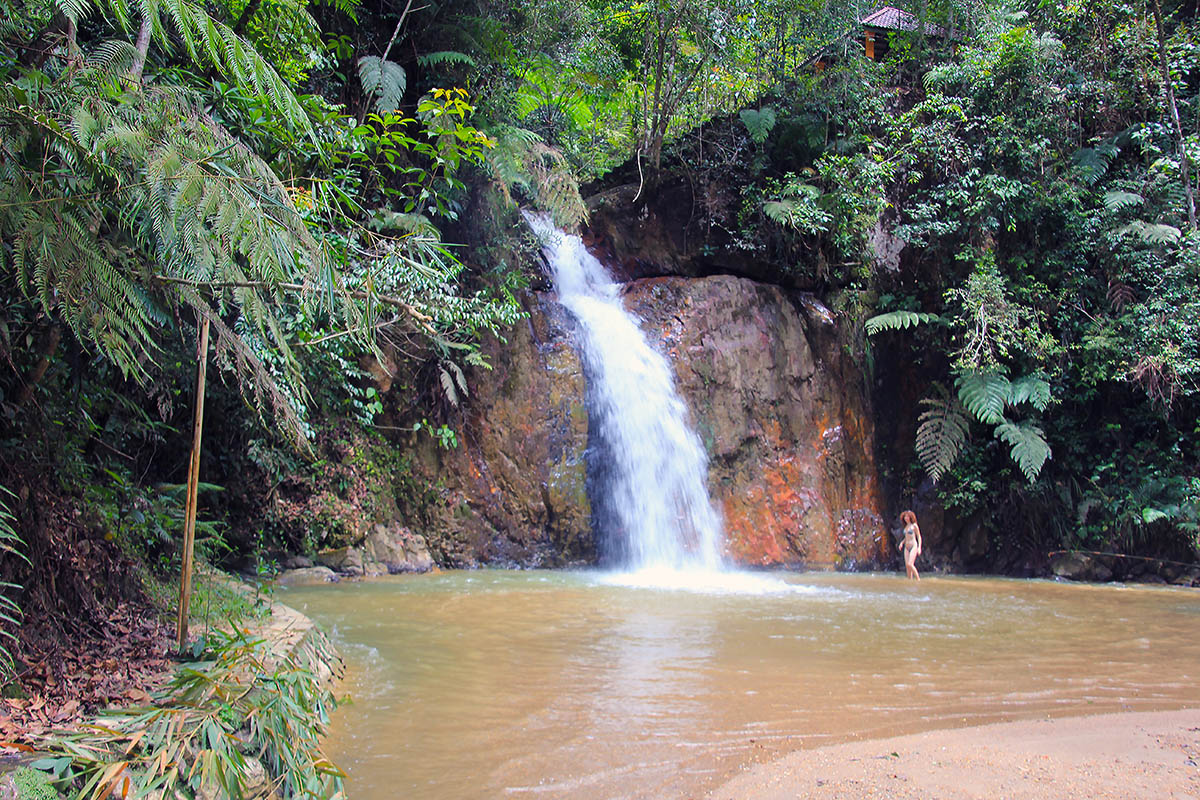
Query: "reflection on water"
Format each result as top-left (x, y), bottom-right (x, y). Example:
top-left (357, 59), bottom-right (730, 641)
top-left (280, 571), bottom-right (1200, 800)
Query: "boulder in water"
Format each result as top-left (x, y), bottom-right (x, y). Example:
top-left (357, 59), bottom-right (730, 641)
top-left (1050, 552), bottom-right (1113, 582)
top-left (315, 547), bottom-right (364, 576)
top-left (275, 566), bottom-right (338, 585)
top-left (364, 523), bottom-right (435, 573)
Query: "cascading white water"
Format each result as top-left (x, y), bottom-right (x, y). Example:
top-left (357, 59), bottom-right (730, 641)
top-left (526, 212), bottom-right (725, 576)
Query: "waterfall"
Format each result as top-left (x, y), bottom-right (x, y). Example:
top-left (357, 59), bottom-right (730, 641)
top-left (526, 212), bottom-right (725, 575)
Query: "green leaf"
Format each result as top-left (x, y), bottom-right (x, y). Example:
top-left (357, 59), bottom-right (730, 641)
top-left (916, 391), bottom-right (971, 483)
top-left (1116, 220), bottom-right (1182, 246)
top-left (739, 107), bottom-right (776, 144)
top-left (1071, 142), bottom-right (1118, 185)
top-left (994, 421), bottom-right (1051, 482)
top-left (29, 756), bottom-right (73, 774)
top-left (1102, 190), bottom-right (1144, 212)
top-left (416, 51), bottom-right (477, 68)
top-left (956, 372), bottom-right (1010, 425)
top-left (864, 310), bottom-right (940, 336)
top-left (1007, 374), bottom-right (1051, 411)
top-left (1141, 507), bottom-right (1170, 524)
top-left (357, 56), bottom-right (407, 113)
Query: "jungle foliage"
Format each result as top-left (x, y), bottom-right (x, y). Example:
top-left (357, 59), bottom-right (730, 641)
top-left (1, 0), bottom-right (1199, 732)
top-left (741, 1), bottom-right (1199, 562)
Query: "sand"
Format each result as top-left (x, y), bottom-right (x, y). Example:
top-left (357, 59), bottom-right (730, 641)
top-left (709, 709), bottom-right (1200, 799)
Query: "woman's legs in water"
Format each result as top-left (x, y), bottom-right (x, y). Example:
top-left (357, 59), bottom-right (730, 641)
top-left (904, 544), bottom-right (920, 580)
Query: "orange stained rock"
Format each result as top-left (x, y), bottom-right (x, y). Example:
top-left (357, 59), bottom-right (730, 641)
top-left (720, 458), bottom-right (811, 566)
top-left (759, 417), bottom-right (784, 449)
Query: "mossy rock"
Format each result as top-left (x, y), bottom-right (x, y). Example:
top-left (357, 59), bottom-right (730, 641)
top-left (3, 767), bottom-right (62, 800)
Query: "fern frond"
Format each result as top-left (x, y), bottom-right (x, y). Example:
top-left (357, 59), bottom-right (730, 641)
top-left (916, 391), bottom-right (971, 483)
top-left (1103, 190), bottom-right (1144, 213)
top-left (864, 310), bottom-right (940, 336)
top-left (739, 107), bottom-right (776, 144)
top-left (54, 0), bottom-right (94, 23)
top-left (416, 50), bottom-right (477, 68)
top-left (438, 367), bottom-right (459, 407)
top-left (1116, 220), bottom-right (1182, 246)
top-left (994, 421), bottom-right (1051, 482)
top-left (446, 360), bottom-right (467, 396)
top-left (479, 123), bottom-right (587, 226)
top-left (86, 39), bottom-right (138, 73)
top-left (956, 371), bottom-right (1010, 425)
top-left (357, 56), bottom-right (406, 113)
top-left (1071, 141), bottom-right (1118, 185)
top-left (1007, 373), bottom-right (1051, 411)
top-left (114, 0), bottom-right (318, 142)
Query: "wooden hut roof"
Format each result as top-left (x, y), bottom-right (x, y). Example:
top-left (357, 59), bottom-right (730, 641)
top-left (861, 6), bottom-right (956, 39)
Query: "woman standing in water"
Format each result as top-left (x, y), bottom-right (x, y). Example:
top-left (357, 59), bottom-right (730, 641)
top-left (901, 510), bottom-right (923, 580)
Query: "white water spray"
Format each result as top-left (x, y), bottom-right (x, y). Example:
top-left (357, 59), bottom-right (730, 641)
top-left (526, 212), bottom-right (726, 580)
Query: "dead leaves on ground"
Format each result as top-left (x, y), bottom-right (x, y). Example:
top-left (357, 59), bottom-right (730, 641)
top-left (0, 603), bottom-right (172, 746)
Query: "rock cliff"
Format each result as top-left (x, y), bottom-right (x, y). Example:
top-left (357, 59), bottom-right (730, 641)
top-left (403, 291), bottom-right (594, 567)
top-left (624, 276), bottom-right (889, 568)
top-left (359, 186), bottom-right (894, 570)
top-left (386, 271), bottom-right (891, 570)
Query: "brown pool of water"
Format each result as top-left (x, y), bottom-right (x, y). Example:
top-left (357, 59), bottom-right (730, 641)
top-left (279, 570), bottom-right (1200, 800)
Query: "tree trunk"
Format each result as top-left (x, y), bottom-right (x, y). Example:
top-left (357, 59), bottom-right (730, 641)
top-left (176, 318), bottom-right (210, 653)
top-left (129, 13), bottom-right (153, 85)
top-left (14, 324), bottom-right (62, 410)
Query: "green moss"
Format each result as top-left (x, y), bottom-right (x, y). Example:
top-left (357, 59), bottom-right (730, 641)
top-left (13, 766), bottom-right (61, 800)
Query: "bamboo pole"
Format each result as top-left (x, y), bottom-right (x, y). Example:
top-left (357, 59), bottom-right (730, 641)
top-left (176, 317), bottom-right (211, 653)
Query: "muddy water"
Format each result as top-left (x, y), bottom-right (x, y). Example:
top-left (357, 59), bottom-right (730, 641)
top-left (280, 571), bottom-right (1200, 800)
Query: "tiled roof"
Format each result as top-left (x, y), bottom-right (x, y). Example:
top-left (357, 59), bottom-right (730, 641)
top-left (861, 5), bottom-right (953, 38)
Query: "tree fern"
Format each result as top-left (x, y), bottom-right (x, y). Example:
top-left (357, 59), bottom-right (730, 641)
top-left (912, 372), bottom-right (1054, 484)
top-left (864, 310), bottom-right (940, 336)
top-left (994, 421), bottom-right (1051, 482)
top-left (92, 0), bottom-right (318, 141)
top-left (916, 390), bottom-right (971, 483)
top-left (739, 107), bottom-right (776, 144)
top-left (1, 0), bottom-right (522, 445)
top-left (515, 63), bottom-right (595, 133)
top-left (0, 66), bottom-right (333, 441)
top-left (955, 371), bottom-right (1010, 424)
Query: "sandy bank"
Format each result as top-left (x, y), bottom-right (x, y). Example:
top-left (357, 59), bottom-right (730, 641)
top-left (709, 709), bottom-right (1200, 799)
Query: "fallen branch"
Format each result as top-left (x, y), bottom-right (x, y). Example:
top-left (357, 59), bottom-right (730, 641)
top-left (1047, 550), bottom-right (1198, 570)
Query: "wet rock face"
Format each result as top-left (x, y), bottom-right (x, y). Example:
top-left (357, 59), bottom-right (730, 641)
top-left (624, 275), bottom-right (890, 568)
top-left (406, 291), bottom-right (594, 567)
